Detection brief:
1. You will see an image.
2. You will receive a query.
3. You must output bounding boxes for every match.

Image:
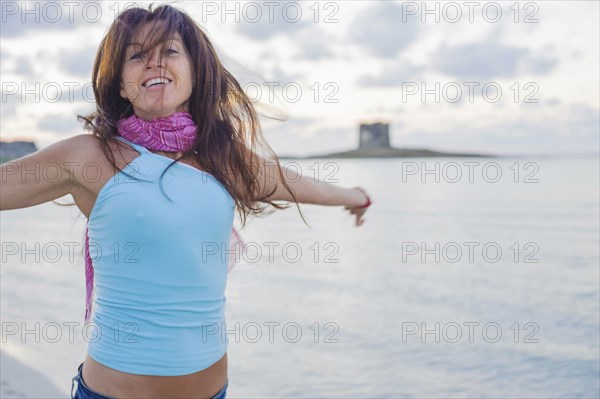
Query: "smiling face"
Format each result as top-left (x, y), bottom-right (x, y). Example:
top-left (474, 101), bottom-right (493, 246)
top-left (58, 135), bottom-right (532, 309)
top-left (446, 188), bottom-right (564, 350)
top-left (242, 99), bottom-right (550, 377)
top-left (119, 23), bottom-right (194, 121)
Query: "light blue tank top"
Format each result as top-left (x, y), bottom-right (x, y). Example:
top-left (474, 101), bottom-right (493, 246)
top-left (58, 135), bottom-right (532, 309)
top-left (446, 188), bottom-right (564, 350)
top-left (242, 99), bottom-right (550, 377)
top-left (86, 136), bottom-right (235, 376)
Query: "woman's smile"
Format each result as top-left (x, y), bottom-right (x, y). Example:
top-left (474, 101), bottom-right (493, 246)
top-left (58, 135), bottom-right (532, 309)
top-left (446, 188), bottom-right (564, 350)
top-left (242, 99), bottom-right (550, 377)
top-left (142, 76), bottom-right (172, 88)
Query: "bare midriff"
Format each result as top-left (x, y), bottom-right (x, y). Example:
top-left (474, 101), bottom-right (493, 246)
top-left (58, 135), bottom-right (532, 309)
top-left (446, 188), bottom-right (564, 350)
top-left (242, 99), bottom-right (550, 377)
top-left (81, 352), bottom-right (227, 399)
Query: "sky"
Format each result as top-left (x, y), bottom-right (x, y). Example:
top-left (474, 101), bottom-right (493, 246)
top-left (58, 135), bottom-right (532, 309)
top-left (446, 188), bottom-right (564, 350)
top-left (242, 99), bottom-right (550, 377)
top-left (1, 0), bottom-right (598, 157)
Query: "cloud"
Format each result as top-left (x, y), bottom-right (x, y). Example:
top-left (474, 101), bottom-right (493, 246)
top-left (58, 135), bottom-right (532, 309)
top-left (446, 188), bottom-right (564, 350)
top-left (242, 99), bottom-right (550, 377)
top-left (59, 46), bottom-right (98, 78)
top-left (0, 1), bottom-right (96, 38)
top-left (528, 55), bottom-right (559, 75)
top-left (234, 0), bottom-right (310, 41)
top-left (262, 120), bottom-right (358, 157)
top-left (0, 89), bottom-right (21, 118)
top-left (267, 65), bottom-right (304, 83)
top-left (2, 49), bottom-right (52, 80)
top-left (293, 28), bottom-right (335, 61)
top-left (56, 83), bottom-right (95, 105)
top-left (546, 98), bottom-right (562, 107)
top-left (393, 103), bottom-right (600, 155)
top-left (357, 60), bottom-right (425, 88)
top-left (433, 41), bottom-right (559, 80)
top-left (13, 55), bottom-right (36, 77)
top-left (250, 27), bottom-right (335, 64)
top-left (36, 113), bottom-right (82, 135)
top-left (564, 103), bottom-right (600, 141)
top-left (348, 2), bottom-right (420, 59)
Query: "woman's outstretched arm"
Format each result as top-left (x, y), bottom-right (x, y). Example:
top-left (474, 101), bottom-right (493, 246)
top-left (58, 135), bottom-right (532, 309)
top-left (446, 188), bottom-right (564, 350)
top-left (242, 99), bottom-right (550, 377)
top-left (0, 135), bottom-right (87, 211)
top-left (256, 158), bottom-right (372, 226)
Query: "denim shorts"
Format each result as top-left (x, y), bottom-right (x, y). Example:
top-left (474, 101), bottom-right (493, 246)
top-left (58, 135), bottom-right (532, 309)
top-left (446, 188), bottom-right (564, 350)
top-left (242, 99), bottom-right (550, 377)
top-left (71, 362), bottom-right (228, 399)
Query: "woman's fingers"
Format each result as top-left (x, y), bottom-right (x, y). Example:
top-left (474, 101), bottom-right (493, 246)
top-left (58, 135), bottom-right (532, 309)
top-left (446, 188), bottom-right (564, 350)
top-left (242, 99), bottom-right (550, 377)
top-left (344, 188), bottom-right (371, 226)
top-left (344, 205), bottom-right (368, 226)
top-left (355, 209), bottom-right (366, 226)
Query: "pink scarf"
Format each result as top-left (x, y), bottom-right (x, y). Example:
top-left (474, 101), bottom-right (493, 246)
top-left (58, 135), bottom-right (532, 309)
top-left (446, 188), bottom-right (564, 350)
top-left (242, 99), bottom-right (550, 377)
top-left (83, 112), bottom-right (245, 323)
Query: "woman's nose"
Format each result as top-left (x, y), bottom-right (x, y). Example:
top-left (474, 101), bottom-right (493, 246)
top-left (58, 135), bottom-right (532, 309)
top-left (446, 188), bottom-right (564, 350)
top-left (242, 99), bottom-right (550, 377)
top-left (145, 49), bottom-right (164, 68)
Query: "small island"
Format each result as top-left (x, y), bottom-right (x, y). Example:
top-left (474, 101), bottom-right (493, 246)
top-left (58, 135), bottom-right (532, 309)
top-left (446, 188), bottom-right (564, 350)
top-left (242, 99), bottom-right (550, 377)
top-left (279, 122), bottom-right (495, 159)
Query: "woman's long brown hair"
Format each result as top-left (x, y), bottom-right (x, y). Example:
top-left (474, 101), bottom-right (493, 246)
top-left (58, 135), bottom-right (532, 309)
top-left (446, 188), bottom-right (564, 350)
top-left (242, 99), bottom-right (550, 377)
top-left (77, 3), bottom-right (309, 229)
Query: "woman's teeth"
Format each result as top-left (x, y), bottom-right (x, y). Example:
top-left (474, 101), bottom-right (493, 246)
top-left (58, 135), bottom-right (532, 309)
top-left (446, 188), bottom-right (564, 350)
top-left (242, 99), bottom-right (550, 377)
top-left (144, 78), bottom-right (171, 87)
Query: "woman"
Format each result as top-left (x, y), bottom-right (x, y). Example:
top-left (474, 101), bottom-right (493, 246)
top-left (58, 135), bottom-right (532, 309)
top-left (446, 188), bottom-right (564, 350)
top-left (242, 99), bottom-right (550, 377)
top-left (0, 4), bottom-right (372, 399)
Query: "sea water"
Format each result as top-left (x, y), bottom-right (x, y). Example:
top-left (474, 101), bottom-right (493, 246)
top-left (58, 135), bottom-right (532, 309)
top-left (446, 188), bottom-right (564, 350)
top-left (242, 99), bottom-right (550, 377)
top-left (1, 156), bottom-right (598, 398)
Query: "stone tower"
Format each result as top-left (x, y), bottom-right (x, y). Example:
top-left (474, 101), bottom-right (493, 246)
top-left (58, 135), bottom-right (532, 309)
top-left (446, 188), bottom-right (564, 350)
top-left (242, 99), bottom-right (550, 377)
top-left (359, 122), bottom-right (390, 150)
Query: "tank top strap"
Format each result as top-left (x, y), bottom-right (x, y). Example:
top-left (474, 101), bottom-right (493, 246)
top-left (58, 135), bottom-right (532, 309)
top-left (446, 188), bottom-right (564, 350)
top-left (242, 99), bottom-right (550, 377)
top-left (114, 135), bottom-right (150, 154)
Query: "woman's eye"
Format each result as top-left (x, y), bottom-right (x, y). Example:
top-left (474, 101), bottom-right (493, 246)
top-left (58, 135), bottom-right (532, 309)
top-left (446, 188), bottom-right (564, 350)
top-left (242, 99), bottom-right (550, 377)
top-left (128, 47), bottom-right (176, 61)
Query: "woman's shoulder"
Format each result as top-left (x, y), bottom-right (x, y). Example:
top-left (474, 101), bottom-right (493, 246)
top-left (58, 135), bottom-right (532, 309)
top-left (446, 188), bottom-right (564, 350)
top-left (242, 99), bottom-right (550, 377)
top-left (22, 134), bottom-right (101, 166)
top-left (63, 134), bottom-right (132, 156)
top-left (61, 133), bottom-right (102, 151)
top-left (54, 133), bottom-right (114, 151)
top-left (57, 134), bottom-right (137, 169)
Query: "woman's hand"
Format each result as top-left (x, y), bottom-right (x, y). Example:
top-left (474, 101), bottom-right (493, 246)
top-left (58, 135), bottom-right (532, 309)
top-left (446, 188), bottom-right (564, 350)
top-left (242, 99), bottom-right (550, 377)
top-left (345, 186), bottom-right (372, 227)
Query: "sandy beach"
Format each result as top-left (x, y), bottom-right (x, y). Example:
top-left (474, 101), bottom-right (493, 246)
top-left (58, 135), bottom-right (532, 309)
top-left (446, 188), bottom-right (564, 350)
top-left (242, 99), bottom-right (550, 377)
top-left (1, 350), bottom-right (68, 399)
